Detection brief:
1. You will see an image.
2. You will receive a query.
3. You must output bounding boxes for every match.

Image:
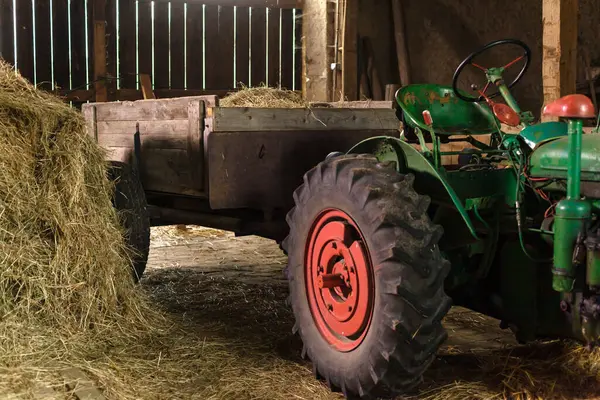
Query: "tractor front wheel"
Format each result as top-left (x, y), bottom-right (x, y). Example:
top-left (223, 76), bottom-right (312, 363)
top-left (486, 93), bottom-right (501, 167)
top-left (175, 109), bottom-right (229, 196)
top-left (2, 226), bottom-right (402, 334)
top-left (284, 154), bottom-right (451, 399)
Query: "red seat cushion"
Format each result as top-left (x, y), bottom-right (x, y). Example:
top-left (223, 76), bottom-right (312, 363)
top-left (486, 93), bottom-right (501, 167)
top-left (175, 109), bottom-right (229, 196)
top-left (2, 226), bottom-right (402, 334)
top-left (543, 94), bottom-right (596, 119)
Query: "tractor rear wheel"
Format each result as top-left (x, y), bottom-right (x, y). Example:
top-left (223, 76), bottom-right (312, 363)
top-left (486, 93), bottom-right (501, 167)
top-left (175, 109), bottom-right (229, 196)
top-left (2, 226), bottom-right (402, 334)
top-left (283, 154), bottom-right (451, 399)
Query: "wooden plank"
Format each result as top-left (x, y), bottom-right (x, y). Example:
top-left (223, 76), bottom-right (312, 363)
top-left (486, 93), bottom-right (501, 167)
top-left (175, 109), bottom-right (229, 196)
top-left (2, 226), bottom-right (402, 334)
top-left (52, 0), bottom-right (70, 90)
top-left (280, 9), bottom-right (294, 90)
top-left (204, 5), bottom-right (219, 88)
top-left (15, 0), bottom-right (34, 81)
top-left (93, 0), bottom-right (107, 102)
top-left (341, 0), bottom-right (358, 101)
top-left (391, 0), bottom-right (411, 86)
top-left (70, 0), bottom-right (87, 91)
top-left (267, 7), bottom-right (280, 86)
top-left (139, 0), bottom-right (302, 9)
top-left (542, 0), bottom-right (578, 121)
top-left (61, 368), bottom-right (106, 400)
top-left (61, 88), bottom-right (228, 102)
top-left (185, 3), bottom-right (204, 90)
top-left (140, 74), bottom-right (155, 99)
top-left (153, 1), bottom-right (169, 89)
top-left (206, 129), bottom-right (393, 210)
top-left (302, 0), bottom-right (332, 101)
top-left (235, 6), bottom-right (250, 87)
top-left (92, 96), bottom-right (217, 121)
top-left (250, 7), bottom-right (266, 86)
top-left (35, 0), bottom-right (52, 90)
top-left (118, 0), bottom-right (137, 89)
top-left (316, 100), bottom-right (393, 109)
top-left (137, 0), bottom-right (153, 82)
top-left (187, 100), bottom-right (204, 188)
top-left (0, 0), bottom-right (15, 65)
top-left (170, 2), bottom-right (185, 89)
top-left (105, 0), bottom-right (117, 99)
top-left (99, 132), bottom-right (189, 150)
top-left (82, 104), bottom-right (98, 140)
top-left (139, 148), bottom-right (203, 195)
top-left (294, 8), bottom-right (302, 91)
top-left (217, 5), bottom-right (234, 89)
top-left (208, 107), bottom-right (400, 132)
top-left (98, 120), bottom-right (189, 136)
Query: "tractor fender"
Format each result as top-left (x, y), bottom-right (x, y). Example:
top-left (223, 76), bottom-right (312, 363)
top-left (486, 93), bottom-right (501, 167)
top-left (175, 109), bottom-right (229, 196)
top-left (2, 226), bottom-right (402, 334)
top-left (347, 136), bottom-right (479, 239)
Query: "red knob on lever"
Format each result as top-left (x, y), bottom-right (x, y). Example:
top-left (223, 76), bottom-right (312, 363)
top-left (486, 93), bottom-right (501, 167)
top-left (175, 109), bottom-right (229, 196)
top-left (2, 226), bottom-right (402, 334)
top-left (422, 110), bottom-right (433, 126)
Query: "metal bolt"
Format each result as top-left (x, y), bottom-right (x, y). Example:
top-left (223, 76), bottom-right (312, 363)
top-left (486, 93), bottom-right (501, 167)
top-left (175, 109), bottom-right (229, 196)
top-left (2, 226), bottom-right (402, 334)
top-left (327, 304), bottom-right (333, 312)
top-left (332, 242), bottom-right (337, 250)
top-left (350, 267), bottom-right (355, 273)
top-left (348, 306), bottom-right (353, 312)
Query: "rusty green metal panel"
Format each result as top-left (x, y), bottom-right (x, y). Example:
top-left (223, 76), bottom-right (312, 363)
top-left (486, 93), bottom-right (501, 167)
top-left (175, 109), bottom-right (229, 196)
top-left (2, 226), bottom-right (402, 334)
top-left (519, 121), bottom-right (568, 149)
top-left (528, 134), bottom-right (600, 181)
top-left (395, 84), bottom-right (498, 135)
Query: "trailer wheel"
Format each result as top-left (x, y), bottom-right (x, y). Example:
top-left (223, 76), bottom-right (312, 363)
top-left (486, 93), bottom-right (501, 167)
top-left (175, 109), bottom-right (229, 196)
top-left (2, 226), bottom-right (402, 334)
top-left (283, 154), bottom-right (451, 399)
top-left (109, 161), bottom-right (150, 283)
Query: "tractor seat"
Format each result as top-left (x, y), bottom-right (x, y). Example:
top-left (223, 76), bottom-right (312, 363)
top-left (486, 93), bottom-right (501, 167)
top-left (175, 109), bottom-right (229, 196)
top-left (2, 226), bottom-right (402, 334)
top-left (396, 84), bottom-right (499, 136)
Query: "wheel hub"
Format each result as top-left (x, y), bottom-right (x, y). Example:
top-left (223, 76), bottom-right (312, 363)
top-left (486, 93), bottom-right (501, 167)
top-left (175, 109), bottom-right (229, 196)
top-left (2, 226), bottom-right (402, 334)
top-left (306, 209), bottom-right (374, 351)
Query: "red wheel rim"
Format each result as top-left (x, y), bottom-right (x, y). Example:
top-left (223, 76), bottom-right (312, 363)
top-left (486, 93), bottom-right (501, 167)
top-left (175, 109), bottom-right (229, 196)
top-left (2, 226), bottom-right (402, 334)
top-left (305, 209), bottom-right (374, 352)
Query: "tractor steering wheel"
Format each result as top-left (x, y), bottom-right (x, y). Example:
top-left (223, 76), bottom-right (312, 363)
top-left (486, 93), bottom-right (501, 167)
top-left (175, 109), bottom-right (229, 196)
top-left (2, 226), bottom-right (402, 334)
top-left (452, 39), bottom-right (531, 103)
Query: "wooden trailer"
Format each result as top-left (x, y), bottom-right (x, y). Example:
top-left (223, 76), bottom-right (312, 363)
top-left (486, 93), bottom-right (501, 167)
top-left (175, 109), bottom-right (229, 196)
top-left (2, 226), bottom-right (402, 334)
top-left (82, 96), bottom-right (400, 241)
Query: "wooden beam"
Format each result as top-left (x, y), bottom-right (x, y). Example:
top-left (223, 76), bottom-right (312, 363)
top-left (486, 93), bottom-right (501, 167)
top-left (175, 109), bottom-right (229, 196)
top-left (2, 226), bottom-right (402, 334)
top-left (93, 0), bottom-right (108, 102)
top-left (391, 0), bottom-right (411, 86)
top-left (341, 0), bottom-right (359, 101)
top-left (59, 88), bottom-right (235, 102)
top-left (303, 0), bottom-right (334, 102)
top-left (139, 0), bottom-right (302, 8)
top-left (542, 0), bottom-right (578, 121)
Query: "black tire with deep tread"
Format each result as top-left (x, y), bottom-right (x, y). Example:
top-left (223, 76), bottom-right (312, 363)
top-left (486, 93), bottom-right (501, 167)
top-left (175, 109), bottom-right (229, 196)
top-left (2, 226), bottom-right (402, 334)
top-left (283, 154), bottom-right (451, 399)
top-left (108, 161), bottom-right (151, 282)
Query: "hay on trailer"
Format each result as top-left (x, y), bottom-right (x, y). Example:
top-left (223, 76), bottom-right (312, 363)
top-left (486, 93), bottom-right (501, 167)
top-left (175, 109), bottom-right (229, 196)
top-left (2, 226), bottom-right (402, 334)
top-left (220, 85), bottom-right (308, 108)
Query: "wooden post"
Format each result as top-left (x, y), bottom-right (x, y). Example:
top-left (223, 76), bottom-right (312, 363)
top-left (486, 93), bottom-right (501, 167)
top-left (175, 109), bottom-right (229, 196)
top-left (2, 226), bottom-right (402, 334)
top-left (303, 0), bottom-right (334, 102)
top-left (391, 0), bottom-right (411, 86)
top-left (341, 0), bottom-right (359, 101)
top-left (542, 0), bottom-right (578, 121)
top-left (93, 0), bottom-right (108, 102)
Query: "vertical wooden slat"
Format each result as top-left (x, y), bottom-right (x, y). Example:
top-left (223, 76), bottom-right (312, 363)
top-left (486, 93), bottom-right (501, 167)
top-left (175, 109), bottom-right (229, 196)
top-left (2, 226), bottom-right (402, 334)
top-left (217, 5), bottom-right (234, 89)
top-left (204, 5), bottom-right (218, 88)
top-left (105, 0), bottom-right (117, 99)
top-left (35, 0), bottom-right (52, 89)
top-left (16, 0), bottom-right (34, 81)
top-left (70, 0), bottom-right (87, 91)
top-left (294, 9), bottom-right (302, 91)
top-left (542, 0), bottom-right (579, 121)
top-left (1, 0), bottom-right (15, 65)
top-left (118, 0), bottom-right (136, 89)
top-left (93, 0), bottom-right (107, 102)
top-left (250, 7), bottom-right (266, 86)
top-left (235, 6), bottom-right (250, 87)
top-left (137, 0), bottom-right (152, 83)
top-left (170, 2), bottom-right (185, 89)
top-left (342, 0), bottom-right (359, 100)
top-left (185, 3), bottom-right (204, 90)
top-left (280, 8), bottom-right (293, 90)
top-left (53, 0), bottom-right (69, 90)
top-left (153, 1), bottom-right (169, 89)
top-left (267, 8), bottom-right (280, 86)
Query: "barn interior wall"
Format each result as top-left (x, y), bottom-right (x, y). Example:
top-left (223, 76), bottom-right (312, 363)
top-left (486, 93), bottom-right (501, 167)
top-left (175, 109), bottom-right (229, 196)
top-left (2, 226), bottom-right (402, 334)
top-left (359, 0), bottom-right (600, 115)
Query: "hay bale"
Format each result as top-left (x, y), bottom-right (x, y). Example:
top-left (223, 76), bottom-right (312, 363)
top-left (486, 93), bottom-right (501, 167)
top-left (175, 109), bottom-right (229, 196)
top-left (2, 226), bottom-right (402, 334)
top-left (220, 85), bottom-right (307, 108)
top-left (0, 60), bottom-right (161, 396)
top-left (0, 60), bottom-right (147, 328)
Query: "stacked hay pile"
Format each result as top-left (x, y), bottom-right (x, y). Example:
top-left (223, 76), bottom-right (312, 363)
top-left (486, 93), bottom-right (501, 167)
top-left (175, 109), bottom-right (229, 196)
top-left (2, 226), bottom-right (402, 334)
top-left (0, 60), bottom-right (162, 396)
top-left (220, 85), bottom-right (307, 108)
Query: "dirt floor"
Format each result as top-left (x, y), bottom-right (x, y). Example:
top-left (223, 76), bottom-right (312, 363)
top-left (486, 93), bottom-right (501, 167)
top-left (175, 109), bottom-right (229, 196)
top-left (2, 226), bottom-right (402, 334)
top-left (142, 226), bottom-right (600, 400)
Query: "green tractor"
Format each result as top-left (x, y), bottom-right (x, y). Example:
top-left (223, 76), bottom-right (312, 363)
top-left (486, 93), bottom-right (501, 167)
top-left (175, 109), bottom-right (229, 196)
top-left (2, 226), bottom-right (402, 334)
top-left (283, 39), bottom-right (600, 399)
